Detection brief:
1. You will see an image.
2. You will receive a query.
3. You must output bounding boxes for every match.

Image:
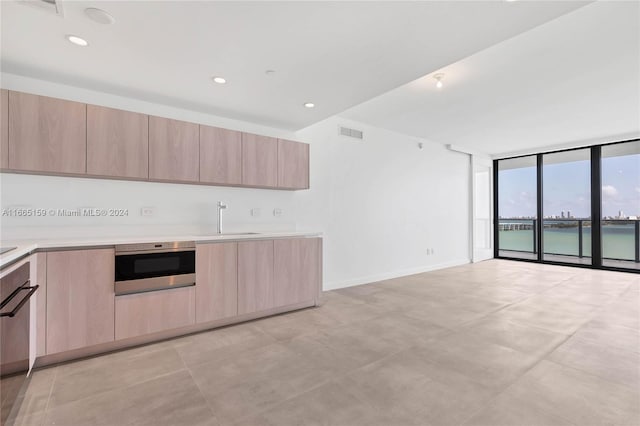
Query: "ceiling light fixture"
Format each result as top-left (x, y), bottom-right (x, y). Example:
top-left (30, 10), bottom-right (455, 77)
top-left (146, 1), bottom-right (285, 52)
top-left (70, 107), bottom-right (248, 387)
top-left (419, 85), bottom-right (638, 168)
top-left (433, 73), bottom-right (444, 89)
top-left (66, 35), bottom-right (89, 47)
top-left (212, 76), bottom-right (227, 84)
top-left (84, 7), bottom-right (115, 24)
top-left (303, 102), bottom-right (315, 108)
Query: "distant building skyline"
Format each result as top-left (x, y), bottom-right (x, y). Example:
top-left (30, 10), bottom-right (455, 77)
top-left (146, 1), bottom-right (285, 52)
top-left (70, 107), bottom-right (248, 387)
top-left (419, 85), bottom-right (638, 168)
top-left (498, 151), bottom-right (639, 219)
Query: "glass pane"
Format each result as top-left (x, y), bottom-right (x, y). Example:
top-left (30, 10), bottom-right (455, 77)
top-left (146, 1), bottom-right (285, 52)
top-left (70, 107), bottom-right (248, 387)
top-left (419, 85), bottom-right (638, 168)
top-left (601, 141), bottom-right (640, 270)
top-left (498, 156), bottom-right (537, 260)
top-left (542, 149), bottom-right (591, 264)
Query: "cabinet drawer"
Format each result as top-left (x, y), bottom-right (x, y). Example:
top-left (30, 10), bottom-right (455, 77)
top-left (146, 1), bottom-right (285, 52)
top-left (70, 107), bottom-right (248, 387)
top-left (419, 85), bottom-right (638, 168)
top-left (115, 286), bottom-right (195, 340)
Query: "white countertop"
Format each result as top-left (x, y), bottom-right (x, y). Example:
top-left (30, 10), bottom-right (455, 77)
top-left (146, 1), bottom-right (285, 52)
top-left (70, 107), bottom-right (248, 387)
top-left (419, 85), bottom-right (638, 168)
top-left (0, 231), bottom-right (322, 269)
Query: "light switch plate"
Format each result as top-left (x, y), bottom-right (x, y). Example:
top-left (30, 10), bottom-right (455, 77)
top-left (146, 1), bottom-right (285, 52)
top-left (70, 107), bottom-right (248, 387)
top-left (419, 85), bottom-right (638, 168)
top-left (273, 208), bottom-right (283, 217)
top-left (251, 208), bottom-right (261, 217)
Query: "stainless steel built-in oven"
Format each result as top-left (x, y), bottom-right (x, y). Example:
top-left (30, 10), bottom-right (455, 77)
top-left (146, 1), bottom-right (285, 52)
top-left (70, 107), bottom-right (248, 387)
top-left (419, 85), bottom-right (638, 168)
top-left (115, 242), bottom-right (196, 296)
top-left (1, 262), bottom-right (39, 426)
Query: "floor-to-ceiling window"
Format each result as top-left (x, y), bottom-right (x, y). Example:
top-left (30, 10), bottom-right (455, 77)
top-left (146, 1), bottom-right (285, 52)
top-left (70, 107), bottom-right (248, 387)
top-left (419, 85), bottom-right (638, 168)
top-left (601, 141), bottom-right (640, 270)
top-left (497, 156), bottom-right (538, 260)
top-left (495, 139), bottom-right (639, 273)
top-left (542, 149), bottom-right (591, 265)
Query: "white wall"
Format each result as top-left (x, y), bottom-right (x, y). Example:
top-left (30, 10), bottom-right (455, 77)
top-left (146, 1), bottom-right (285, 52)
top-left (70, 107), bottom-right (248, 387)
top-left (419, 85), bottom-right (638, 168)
top-left (0, 74), bottom-right (472, 290)
top-left (295, 117), bottom-right (471, 289)
top-left (0, 174), bottom-right (298, 239)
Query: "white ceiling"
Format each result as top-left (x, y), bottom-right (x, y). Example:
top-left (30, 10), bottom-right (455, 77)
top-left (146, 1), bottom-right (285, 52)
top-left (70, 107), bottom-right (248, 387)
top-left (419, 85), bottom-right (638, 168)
top-left (1, 0), bottom-right (589, 130)
top-left (341, 1), bottom-right (640, 156)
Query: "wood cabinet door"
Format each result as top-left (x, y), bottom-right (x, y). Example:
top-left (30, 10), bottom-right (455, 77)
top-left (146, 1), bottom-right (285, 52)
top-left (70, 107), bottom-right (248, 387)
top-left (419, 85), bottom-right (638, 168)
top-left (87, 105), bottom-right (149, 179)
top-left (0, 262), bottom-right (30, 375)
top-left (32, 253), bottom-right (47, 357)
top-left (196, 242), bottom-right (238, 323)
top-left (115, 286), bottom-right (195, 340)
top-left (241, 133), bottom-right (277, 188)
top-left (46, 249), bottom-right (115, 354)
top-left (149, 116), bottom-right (199, 182)
top-left (277, 139), bottom-right (309, 189)
top-left (274, 238), bottom-right (321, 307)
top-left (200, 125), bottom-right (242, 185)
top-left (8, 91), bottom-right (86, 174)
top-left (238, 240), bottom-right (274, 315)
top-left (1, 89), bottom-right (8, 169)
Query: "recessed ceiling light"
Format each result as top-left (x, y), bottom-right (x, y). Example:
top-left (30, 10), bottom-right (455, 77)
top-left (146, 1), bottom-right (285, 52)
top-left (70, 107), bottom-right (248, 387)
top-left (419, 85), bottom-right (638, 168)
top-left (66, 35), bottom-right (89, 47)
top-left (85, 8), bottom-right (115, 25)
top-left (303, 102), bottom-right (315, 108)
top-left (433, 73), bottom-right (445, 89)
top-left (212, 76), bottom-right (227, 84)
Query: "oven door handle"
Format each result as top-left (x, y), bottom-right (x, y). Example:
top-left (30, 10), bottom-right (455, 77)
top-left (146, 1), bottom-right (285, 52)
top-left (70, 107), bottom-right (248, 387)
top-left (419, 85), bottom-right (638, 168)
top-left (0, 282), bottom-right (39, 318)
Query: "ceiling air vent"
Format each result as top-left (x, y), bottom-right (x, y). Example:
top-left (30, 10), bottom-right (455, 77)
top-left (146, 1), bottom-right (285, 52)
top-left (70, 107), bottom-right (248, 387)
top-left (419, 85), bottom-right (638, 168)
top-left (338, 126), bottom-right (364, 140)
top-left (18, 0), bottom-right (64, 16)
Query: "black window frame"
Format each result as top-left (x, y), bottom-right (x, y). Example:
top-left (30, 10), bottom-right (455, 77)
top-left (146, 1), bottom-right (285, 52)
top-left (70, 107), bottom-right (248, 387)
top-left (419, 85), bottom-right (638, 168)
top-left (493, 138), bottom-right (639, 274)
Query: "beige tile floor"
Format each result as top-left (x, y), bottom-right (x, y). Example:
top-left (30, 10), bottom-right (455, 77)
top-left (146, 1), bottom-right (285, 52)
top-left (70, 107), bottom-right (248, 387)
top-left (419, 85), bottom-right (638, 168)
top-left (4, 260), bottom-right (639, 426)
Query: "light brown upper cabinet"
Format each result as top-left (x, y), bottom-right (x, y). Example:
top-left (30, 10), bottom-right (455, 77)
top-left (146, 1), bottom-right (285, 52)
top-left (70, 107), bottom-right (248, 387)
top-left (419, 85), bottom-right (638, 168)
top-left (274, 238), bottom-right (321, 307)
top-left (195, 242), bottom-right (238, 323)
top-left (1, 90), bottom-right (311, 191)
top-left (242, 133), bottom-right (277, 188)
top-left (277, 139), bottom-right (309, 189)
top-left (1, 89), bottom-right (8, 169)
top-left (87, 105), bottom-right (149, 179)
top-left (199, 125), bottom-right (242, 185)
top-left (46, 249), bottom-right (115, 354)
top-left (149, 116), bottom-right (199, 182)
top-left (238, 240), bottom-right (275, 315)
top-left (8, 91), bottom-right (86, 174)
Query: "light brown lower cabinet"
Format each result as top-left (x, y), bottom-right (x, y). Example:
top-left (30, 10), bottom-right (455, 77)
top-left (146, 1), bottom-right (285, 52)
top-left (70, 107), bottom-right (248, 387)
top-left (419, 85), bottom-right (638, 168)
top-left (28, 237), bottom-right (320, 363)
top-left (0, 262), bottom-right (30, 375)
top-left (274, 238), bottom-right (321, 307)
top-left (115, 286), bottom-right (195, 340)
top-left (238, 240), bottom-right (275, 315)
top-left (195, 242), bottom-right (238, 323)
top-left (238, 238), bottom-right (321, 315)
top-left (32, 253), bottom-right (47, 357)
top-left (46, 249), bottom-right (115, 354)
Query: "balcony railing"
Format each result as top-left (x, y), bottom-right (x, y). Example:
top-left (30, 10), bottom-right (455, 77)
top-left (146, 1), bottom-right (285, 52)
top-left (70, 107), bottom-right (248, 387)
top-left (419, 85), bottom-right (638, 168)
top-left (498, 218), bottom-right (640, 263)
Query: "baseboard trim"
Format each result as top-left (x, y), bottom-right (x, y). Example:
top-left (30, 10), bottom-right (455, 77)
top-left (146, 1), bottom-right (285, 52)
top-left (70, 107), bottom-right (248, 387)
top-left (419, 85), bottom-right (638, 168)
top-left (323, 258), bottom-right (471, 291)
top-left (33, 299), bottom-right (317, 368)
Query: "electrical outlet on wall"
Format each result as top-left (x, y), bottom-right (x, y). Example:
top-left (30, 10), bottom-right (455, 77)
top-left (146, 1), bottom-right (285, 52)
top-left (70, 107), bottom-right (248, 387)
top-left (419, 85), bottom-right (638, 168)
top-left (251, 208), bottom-right (261, 217)
top-left (273, 208), bottom-right (283, 217)
top-left (140, 207), bottom-right (155, 217)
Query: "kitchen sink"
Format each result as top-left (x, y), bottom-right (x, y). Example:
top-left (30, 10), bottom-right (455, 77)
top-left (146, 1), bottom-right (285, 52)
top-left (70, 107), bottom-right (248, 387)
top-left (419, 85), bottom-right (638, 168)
top-left (193, 232), bottom-right (260, 237)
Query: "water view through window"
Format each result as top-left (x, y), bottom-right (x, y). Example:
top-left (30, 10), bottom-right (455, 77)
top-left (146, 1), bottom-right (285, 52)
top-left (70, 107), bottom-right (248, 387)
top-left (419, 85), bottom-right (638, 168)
top-left (601, 141), bottom-right (640, 269)
top-left (542, 149), bottom-right (591, 264)
top-left (497, 155), bottom-right (537, 260)
top-left (497, 140), bottom-right (639, 271)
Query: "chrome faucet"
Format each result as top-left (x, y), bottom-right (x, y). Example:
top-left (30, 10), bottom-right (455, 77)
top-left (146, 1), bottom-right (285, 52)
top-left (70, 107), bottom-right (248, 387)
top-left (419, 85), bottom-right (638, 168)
top-left (217, 201), bottom-right (228, 234)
